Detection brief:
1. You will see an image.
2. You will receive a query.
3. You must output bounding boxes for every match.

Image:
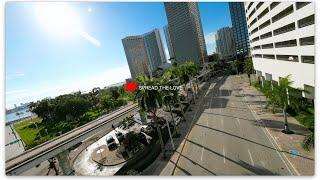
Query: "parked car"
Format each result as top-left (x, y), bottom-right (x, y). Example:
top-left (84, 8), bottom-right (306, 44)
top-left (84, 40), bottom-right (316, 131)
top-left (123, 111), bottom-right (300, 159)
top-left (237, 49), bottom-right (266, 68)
top-left (115, 131), bottom-right (125, 143)
top-left (106, 135), bottom-right (117, 150)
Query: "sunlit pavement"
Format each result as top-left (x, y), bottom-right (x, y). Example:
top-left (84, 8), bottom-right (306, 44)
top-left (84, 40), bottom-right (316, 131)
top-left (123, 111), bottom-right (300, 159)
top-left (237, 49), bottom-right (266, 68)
top-left (155, 75), bottom-right (294, 176)
top-left (239, 75), bottom-right (314, 175)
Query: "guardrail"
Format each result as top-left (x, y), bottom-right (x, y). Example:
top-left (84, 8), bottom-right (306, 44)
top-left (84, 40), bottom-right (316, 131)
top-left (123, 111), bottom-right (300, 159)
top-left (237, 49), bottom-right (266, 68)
top-left (6, 103), bottom-right (139, 175)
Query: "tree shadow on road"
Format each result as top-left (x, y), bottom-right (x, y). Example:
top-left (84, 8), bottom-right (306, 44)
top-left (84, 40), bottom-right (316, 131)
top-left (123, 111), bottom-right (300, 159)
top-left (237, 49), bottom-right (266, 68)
top-left (195, 123), bottom-right (314, 162)
top-left (185, 139), bottom-right (280, 175)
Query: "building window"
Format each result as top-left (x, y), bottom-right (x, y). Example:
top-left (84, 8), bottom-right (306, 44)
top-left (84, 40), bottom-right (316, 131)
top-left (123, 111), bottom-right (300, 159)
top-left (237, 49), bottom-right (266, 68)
top-left (251, 27), bottom-right (259, 34)
top-left (255, 54), bottom-right (262, 58)
top-left (272, 5), bottom-right (294, 23)
top-left (261, 43), bottom-right (274, 49)
top-left (260, 32), bottom-right (272, 39)
top-left (248, 2), bottom-right (254, 11)
top-left (253, 45), bottom-right (261, 50)
top-left (273, 22), bottom-right (295, 36)
top-left (250, 18), bottom-right (257, 27)
top-left (276, 55), bottom-right (299, 62)
top-left (252, 36), bottom-right (260, 42)
top-left (270, 2), bottom-right (280, 10)
top-left (249, 9), bottom-right (256, 19)
top-left (299, 36), bottom-right (314, 46)
top-left (259, 20), bottom-right (271, 30)
top-left (256, 2), bottom-right (264, 10)
top-left (258, 7), bottom-right (269, 19)
top-left (263, 54), bottom-right (275, 59)
top-left (301, 56), bottom-right (314, 64)
top-left (298, 14), bottom-right (314, 28)
top-left (275, 39), bottom-right (297, 48)
top-left (296, 2), bottom-right (311, 10)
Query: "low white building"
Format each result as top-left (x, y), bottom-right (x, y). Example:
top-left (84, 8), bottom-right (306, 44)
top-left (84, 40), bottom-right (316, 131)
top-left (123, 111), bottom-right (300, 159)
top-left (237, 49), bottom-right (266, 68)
top-left (245, 2), bottom-right (315, 99)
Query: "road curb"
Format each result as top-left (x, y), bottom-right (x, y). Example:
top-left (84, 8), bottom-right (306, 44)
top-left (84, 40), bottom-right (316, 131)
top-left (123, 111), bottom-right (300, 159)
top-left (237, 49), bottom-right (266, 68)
top-left (240, 83), bottom-right (300, 176)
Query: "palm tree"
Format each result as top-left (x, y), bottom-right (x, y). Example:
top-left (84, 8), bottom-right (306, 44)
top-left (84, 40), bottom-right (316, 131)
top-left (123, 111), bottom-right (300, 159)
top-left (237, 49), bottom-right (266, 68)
top-left (273, 75), bottom-right (294, 134)
top-left (232, 60), bottom-right (241, 75)
top-left (163, 94), bottom-right (179, 136)
top-left (244, 57), bottom-right (254, 85)
top-left (161, 73), bottom-right (187, 122)
top-left (184, 61), bottom-right (199, 98)
top-left (135, 75), bottom-right (167, 155)
top-left (303, 132), bottom-right (314, 151)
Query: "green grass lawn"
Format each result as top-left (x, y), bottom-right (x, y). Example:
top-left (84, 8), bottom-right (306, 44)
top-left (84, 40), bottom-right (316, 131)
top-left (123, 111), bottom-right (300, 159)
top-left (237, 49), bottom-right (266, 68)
top-left (13, 117), bottom-right (43, 147)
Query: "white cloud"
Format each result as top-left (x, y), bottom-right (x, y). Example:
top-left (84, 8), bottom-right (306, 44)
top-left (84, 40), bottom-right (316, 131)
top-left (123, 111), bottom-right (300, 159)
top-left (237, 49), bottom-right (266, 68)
top-left (79, 31), bottom-right (101, 47)
top-left (205, 32), bottom-right (216, 45)
top-left (205, 32), bottom-right (217, 55)
top-left (5, 66), bottom-right (131, 108)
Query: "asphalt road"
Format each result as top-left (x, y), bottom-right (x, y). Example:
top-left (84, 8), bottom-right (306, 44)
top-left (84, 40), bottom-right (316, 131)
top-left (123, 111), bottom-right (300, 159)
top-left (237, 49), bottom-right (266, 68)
top-left (172, 75), bottom-right (293, 175)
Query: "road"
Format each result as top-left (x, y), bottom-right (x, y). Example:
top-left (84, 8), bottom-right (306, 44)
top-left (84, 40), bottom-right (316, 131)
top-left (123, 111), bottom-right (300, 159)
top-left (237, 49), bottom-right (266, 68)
top-left (171, 75), bottom-right (293, 175)
top-left (5, 125), bottom-right (25, 160)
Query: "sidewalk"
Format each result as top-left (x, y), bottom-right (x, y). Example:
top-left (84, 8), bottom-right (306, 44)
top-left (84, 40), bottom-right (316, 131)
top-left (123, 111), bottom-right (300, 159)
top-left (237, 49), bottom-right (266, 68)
top-left (238, 75), bottom-right (314, 175)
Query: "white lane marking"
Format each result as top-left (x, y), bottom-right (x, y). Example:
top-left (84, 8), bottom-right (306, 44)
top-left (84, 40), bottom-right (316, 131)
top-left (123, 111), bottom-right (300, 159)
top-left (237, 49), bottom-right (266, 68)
top-left (248, 149), bottom-right (254, 166)
top-left (236, 118), bottom-right (240, 125)
top-left (223, 147), bottom-right (226, 164)
top-left (243, 95), bottom-right (296, 175)
top-left (200, 147), bottom-right (204, 161)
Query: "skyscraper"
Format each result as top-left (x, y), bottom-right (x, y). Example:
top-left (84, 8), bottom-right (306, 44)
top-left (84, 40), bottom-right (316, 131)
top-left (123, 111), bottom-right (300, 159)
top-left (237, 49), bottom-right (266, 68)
top-left (215, 27), bottom-right (236, 59)
top-left (122, 29), bottom-right (166, 79)
top-left (245, 2), bottom-right (314, 99)
top-left (164, 2), bottom-right (208, 66)
top-left (229, 2), bottom-right (250, 56)
top-left (163, 25), bottom-right (174, 60)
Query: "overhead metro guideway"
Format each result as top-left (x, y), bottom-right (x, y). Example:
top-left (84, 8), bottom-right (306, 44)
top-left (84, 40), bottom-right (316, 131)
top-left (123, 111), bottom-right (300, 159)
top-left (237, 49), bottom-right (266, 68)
top-left (6, 103), bottom-right (139, 175)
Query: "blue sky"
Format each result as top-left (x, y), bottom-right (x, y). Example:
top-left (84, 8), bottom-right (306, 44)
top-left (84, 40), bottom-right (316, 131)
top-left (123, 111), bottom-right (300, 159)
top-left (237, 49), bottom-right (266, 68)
top-left (5, 2), bottom-right (231, 108)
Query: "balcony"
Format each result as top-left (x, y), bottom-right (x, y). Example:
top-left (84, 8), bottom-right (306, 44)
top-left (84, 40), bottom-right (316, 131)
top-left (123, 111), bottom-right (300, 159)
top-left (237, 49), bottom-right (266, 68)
top-left (296, 2), bottom-right (310, 10)
top-left (261, 43), bottom-right (274, 49)
top-left (298, 14), bottom-right (314, 28)
top-left (263, 54), bottom-right (275, 59)
top-left (271, 5), bottom-right (294, 23)
top-left (270, 2), bottom-right (280, 10)
top-left (275, 39), bottom-right (297, 48)
top-left (276, 55), bottom-right (299, 62)
top-left (258, 7), bottom-right (269, 20)
top-left (299, 36), bottom-right (314, 46)
top-left (273, 22), bottom-right (295, 36)
top-left (259, 20), bottom-right (271, 30)
top-left (260, 31), bottom-right (272, 40)
top-left (301, 56), bottom-right (314, 64)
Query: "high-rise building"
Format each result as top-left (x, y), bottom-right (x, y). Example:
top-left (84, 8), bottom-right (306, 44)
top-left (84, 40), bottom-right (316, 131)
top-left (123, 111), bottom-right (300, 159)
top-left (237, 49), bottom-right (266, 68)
top-left (229, 2), bottom-right (250, 56)
top-left (163, 25), bottom-right (174, 60)
top-left (164, 2), bottom-right (208, 66)
top-left (122, 29), bottom-right (166, 79)
top-left (215, 27), bottom-right (236, 59)
top-left (245, 2), bottom-right (314, 99)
